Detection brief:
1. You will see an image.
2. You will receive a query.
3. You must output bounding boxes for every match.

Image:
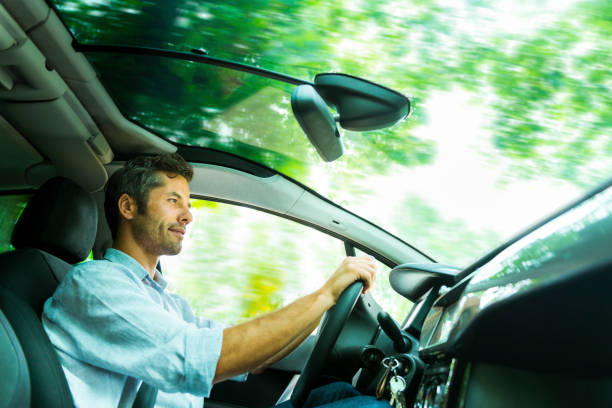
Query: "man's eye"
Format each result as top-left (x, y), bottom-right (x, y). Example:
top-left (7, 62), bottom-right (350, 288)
top-left (169, 198), bottom-right (177, 204)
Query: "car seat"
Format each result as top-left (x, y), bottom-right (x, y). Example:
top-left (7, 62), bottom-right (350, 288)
top-left (0, 176), bottom-right (94, 407)
top-left (0, 176), bottom-right (156, 407)
top-left (0, 302), bottom-right (30, 408)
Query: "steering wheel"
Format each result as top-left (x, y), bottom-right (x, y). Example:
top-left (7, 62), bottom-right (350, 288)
top-left (290, 281), bottom-right (364, 407)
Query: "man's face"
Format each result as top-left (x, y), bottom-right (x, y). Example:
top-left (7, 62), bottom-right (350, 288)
top-left (131, 172), bottom-right (193, 256)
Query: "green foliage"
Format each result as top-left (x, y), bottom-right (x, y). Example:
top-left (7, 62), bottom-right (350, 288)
top-left (53, 0), bottom-right (612, 188)
top-left (392, 196), bottom-right (501, 267)
top-left (52, 0), bottom-right (612, 315)
top-left (466, 14), bottom-right (612, 186)
top-left (164, 199), bottom-right (346, 324)
top-left (0, 195), bottom-right (30, 253)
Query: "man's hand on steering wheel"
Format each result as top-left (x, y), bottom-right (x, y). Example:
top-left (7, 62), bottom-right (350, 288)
top-left (290, 256), bottom-right (378, 407)
top-left (322, 256), bottom-right (378, 303)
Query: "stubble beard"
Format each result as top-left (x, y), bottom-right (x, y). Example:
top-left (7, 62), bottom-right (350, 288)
top-left (132, 212), bottom-right (182, 256)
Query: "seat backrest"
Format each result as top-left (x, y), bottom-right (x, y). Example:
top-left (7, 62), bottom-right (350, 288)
top-left (0, 255), bottom-right (75, 408)
top-left (0, 176), bottom-right (97, 408)
top-left (0, 304), bottom-right (30, 408)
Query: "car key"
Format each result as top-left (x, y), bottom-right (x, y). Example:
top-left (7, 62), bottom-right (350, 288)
top-left (389, 387), bottom-right (398, 407)
top-left (397, 391), bottom-right (407, 408)
top-left (388, 364), bottom-right (399, 406)
top-left (389, 375), bottom-right (407, 408)
top-left (376, 357), bottom-right (399, 399)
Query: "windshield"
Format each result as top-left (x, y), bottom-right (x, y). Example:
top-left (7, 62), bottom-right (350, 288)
top-left (53, 0), bottom-right (612, 266)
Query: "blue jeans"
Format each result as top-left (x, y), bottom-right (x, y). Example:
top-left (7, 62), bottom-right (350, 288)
top-left (276, 382), bottom-right (391, 408)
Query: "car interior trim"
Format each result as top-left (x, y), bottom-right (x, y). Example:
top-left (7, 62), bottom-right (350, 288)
top-left (176, 145), bottom-right (277, 178)
top-left (278, 174), bottom-right (435, 263)
top-left (2, 0), bottom-right (175, 157)
top-left (0, 117), bottom-right (44, 190)
top-left (73, 43), bottom-right (312, 87)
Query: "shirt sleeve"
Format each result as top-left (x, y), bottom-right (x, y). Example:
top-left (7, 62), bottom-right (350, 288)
top-left (168, 293), bottom-right (249, 383)
top-left (167, 293), bottom-right (225, 330)
top-left (43, 262), bottom-right (223, 397)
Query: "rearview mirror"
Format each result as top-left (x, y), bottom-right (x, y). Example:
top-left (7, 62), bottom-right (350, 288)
top-left (314, 73), bottom-right (410, 131)
top-left (291, 85), bottom-right (343, 162)
top-left (291, 74), bottom-right (410, 162)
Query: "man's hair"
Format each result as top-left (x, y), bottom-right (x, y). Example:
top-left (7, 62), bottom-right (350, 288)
top-left (105, 153), bottom-right (193, 239)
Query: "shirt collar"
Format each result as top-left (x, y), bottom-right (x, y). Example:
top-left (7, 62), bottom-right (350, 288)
top-left (103, 248), bottom-right (168, 290)
top-left (152, 268), bottom-right (169, 290)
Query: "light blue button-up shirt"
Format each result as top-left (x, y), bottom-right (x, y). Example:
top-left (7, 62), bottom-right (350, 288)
top-left (43, 248), bottom-right (225, 407)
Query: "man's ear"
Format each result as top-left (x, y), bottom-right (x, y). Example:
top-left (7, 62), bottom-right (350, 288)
top-left (117, 193), bottom-right (138, 220)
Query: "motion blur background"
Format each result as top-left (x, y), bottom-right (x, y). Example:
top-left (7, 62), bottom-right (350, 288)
top-left (33, 0), bottom-right (612, 322)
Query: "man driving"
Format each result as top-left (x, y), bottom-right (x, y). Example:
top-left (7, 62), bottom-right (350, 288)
top-left (43, 153), bottom-right (390, 407)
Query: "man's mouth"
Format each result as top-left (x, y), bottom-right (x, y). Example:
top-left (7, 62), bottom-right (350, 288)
top-left (169, 227), bottom-right (186, 238)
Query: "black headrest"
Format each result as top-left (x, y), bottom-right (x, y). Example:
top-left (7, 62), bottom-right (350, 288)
top-left (11, 177), bottom-right (97, 264)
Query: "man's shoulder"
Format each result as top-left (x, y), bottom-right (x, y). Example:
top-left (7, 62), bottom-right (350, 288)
top-left (69, 258), bottom-right (120, 276)
top-left (64, 258), bottom-right (137, 287)
top-left (49, 258), bottom-right (143, 309)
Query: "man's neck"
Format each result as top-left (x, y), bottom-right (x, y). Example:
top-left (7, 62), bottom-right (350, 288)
top-left (112, 237), bottom-right (158, 279)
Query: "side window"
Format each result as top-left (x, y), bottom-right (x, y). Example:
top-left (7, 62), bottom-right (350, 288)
top-left (0, 194), bottom-right (30, 253)
top-left (356, 249), bottom-right (413, 324)
top-left (161, 199), bottom-right (346, 324)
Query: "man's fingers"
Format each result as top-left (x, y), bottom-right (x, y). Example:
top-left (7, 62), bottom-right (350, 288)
top-left (327, 255), bottom-right (378, 302)
top-left (350, 256), bottom-right (377, 293)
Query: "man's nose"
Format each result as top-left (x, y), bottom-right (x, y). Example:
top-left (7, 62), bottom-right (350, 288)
top-left (180, 206), bottom-right (193, 225)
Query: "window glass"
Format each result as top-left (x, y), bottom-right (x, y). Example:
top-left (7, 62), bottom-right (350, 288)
top-left (356, 249), bottom-right (413, 324)
top-left (161, 199), bottom-right (346, 325)
top-left (52, 0), bottom-right (612, 268)
top-left (0, 195), bottom-right (30, 253)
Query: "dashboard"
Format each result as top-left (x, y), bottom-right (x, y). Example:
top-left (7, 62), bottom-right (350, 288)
top-left (408, 185), bottom-right (612, 407)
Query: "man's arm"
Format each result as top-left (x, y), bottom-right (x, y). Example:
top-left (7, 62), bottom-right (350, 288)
top-left (250, 315), bottom-right (320, 374)
top-left (213, 256), bottom-right (376, 383)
